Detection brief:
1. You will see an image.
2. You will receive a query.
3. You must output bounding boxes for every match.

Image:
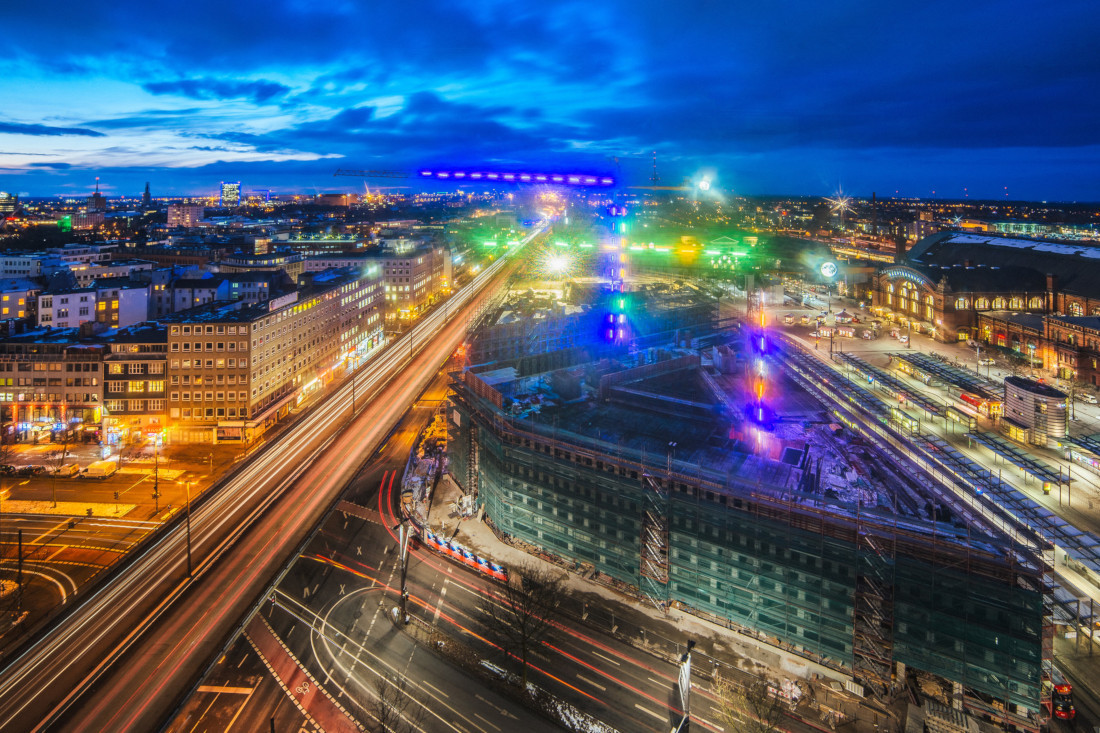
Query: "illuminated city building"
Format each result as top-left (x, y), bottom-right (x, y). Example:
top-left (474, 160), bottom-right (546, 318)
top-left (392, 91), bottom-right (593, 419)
top-left (0, 192), bottom-right (18, 216)
top-left (219, 181), bottom-right (241, 208)
top-left (219, 250), bottom-right (305, 282)
top-left (102, 324), bottom-right (168, 444)
top-left (1002, 376), bottom-right (1068, 446)
top-left (162, 266), bottom-right (383, 443)
top-left (0, 331), bottom-right (106, 444)
top-left (167, 203), bottom-right (205, 227)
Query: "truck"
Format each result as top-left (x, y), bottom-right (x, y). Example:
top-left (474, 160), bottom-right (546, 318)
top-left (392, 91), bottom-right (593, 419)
top-left (83, 460), bottom-right (118, 480)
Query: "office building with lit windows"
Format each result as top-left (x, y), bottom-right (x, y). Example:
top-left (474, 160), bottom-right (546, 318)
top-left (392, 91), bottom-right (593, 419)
top-left (162, 266), bottom-right (383, 443)
top-left (219, 181), bottom-right (241, 208)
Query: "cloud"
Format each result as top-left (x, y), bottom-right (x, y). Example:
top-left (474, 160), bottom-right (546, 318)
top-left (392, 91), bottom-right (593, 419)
top-left (143, 78), bottom-right (291, 104)
top-left (0, 121), bottom-right (104, 137)
top-left (28, 162), bottom-right (73, 169)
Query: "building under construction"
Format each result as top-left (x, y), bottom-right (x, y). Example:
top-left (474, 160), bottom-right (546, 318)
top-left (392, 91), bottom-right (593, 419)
top-left (465, 282), bottom-right (719, 374)
top-left (447, 347), bottom-right (1051, 730)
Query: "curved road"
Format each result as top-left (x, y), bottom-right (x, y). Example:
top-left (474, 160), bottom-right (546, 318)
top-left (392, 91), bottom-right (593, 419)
top-left (0, 227), bottom-right (542, 733)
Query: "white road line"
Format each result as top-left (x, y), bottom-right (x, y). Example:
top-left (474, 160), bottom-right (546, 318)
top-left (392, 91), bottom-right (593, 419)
top-left (422, 680), bottom-right (449, 698)
top-left (648, 676), bottom-right (664, 685)
top-left (473, 713), bottom-right (500, 731)
top-left (693, 715), bottom-right (724, 732)
top-left (591, 651), bottom-right (620, 666)
top-left (44, 546), bottom-right (67, 562)
top-left (575, 674), bottom-right (606, 691)
top-left (634, 703), bottom-right (665, 722)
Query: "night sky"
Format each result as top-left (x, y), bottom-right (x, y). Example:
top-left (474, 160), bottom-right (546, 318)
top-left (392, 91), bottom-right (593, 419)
top-left (2, 0), bottom-right (1098, 200)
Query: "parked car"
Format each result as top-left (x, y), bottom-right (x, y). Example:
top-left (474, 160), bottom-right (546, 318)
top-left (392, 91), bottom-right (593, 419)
top-left (14, 465), bottom-right (46, 477)
top-left (978, 357), bottom-right (995, 366)
top-left (1079, 393), bottom-right (1098, 405)
top-left (52, 463), bottom-right (80, 478)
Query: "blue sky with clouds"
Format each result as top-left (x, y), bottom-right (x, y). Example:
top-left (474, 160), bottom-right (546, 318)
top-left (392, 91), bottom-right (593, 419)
top-left (1, 0), bottom-right (1098, 200)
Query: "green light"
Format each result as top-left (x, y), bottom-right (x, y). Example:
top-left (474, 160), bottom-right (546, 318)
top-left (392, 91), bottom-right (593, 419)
top-left (554, 241), bottom-right (570, 247)
top-left (729, 251), bottom-right (747, 257)
top-left (704, 249), bottom-right (721, 255)
top-left (629, 245), bottom-right (643, 251)
top-left (579, 243), bottom-right (593, 248)
top-left (618, 298), bottom-right (625, 310)
top-left (483, 240), bottom-right (498, 247)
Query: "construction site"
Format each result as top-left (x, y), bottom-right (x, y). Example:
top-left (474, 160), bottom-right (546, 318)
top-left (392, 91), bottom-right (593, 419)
top-left (447, 278), bottom-right (1052, 732)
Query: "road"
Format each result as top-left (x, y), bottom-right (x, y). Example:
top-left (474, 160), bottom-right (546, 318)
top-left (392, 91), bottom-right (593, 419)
top-left (169, 371), bottom-right (564, 733)
top-left (0, 226), bottom-right (543, 733)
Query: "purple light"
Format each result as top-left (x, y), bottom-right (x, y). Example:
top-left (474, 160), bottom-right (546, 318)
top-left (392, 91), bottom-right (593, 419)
top-left (417, 169), bottom-right (615, 186)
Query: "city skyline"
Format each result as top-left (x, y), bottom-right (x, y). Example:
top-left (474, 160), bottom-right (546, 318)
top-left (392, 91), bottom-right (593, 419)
top-left (2, 0), bottom-right (1099, 200)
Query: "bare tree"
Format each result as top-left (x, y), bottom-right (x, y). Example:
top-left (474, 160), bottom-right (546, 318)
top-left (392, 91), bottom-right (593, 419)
top-left (481, 561), bottom-right (566, 687)
top-left (365, 672), bottom-right (425, 733)
top-left (713, 674), bottom-right (788, 733)
top-left (49, 430), bottom-right (72, 508)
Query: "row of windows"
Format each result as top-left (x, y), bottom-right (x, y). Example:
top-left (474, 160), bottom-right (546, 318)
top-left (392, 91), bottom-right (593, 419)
top-left (169, 390), bottom-right (248, 402)
top-left (172, 341), bottom-right (247, 352)
top-left (169, 324), bottom-right (246, 335)
top-left (955, 296), bottom-right (1045, 310)
top-left (170, 406), bottom-right (245, 419)
top-left (107, 363), bottom-right (165, 374)
top-left (170, 358), bottom-right (247, 370)
top-left (106, 380), bottom-right (165, 393)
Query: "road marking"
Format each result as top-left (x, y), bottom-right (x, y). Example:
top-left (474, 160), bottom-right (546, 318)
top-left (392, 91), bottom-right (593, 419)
top-left (648, 676), bottom-right (664, 685)
top-left (634, 703), bottom-right (665, 722)
top-left (45, 545), bottom-right (67, 562)
top-left (196, 685), bottom-right (253, 694)
top-left (432, 581), bottom-right (448, 625)
top-left (473, 713), bottom-right (500, 731)
top-left (576, 674), bottom-right (606, 691)
top-left (32, 520), bottom-right (69, 545)
top-left (693, 715), bottom-right (724, 732)
top-left (422, 681), bottom-right (449, 698)
top-left (591, 651), bottom-right (620, 666)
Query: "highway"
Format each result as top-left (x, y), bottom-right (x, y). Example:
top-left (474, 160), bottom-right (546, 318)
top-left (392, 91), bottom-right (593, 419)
top-left (0, 226), bottom-right (543, 733)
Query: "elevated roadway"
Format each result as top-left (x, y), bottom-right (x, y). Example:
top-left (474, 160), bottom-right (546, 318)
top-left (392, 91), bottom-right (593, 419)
top-left (0, 225), bottom-right (544, 732)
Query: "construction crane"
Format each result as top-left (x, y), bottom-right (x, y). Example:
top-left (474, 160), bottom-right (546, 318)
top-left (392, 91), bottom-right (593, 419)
top-left (333, 169), bottom-right (410, 179)
top-left (608, 152), bottom-right (693, 191)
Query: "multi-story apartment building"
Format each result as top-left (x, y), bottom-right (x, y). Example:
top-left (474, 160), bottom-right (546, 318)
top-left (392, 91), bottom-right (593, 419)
top-left (0, 279), bottom-right (41, 322)
top-left (163, 266), bottom-right (384, 443)
top-left (67, 259), bottom-right (155, 287)
top-left (166, 204), bottom-right (205, 228)
top-left (379, 246), bottom-right (447, 321)
top-left (0, 330), bottom-right (105, 443)
top-left (38, 281), bottom-right (150, 330)
top-left (218, 251), bottom-right (304, 282)
top-left (102, 324), bottom-right (168, 443)
top-left (0, 254), bottom-right (45, 279)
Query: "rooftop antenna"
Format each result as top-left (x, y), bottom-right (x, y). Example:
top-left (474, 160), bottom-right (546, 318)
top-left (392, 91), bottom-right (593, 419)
top-left (95, 176), bottom-right (100, 193)
top-left (651, 150), bottom-right (660, 186)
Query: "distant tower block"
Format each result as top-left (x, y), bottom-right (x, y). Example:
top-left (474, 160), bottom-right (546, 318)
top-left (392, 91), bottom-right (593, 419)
top-left (142, 182), bottom-right (152, 209)
top-left (220, 181), bottom-right (241, 207)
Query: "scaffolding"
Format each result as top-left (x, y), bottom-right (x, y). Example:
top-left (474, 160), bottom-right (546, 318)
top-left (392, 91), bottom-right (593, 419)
top-left (852, 512), bottom-right (896, 697)
top-left (448, 366), bottom-right (1051, 723)
top-left (639, 471), bottom-right (670, 612)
